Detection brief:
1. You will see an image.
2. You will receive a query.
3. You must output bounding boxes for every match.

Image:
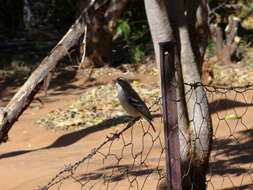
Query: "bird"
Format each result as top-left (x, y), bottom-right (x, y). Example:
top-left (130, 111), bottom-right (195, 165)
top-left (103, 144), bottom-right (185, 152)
top-left (114, 77), bottom-right (156, 132)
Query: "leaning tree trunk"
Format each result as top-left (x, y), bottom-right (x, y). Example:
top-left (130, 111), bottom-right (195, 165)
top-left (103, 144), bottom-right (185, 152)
top-left (0, 0), bottom-right (128, 143)
top-left (0, 0), bottom-right (103, 143)
top-left (145, 0), bottom-right (213, 189)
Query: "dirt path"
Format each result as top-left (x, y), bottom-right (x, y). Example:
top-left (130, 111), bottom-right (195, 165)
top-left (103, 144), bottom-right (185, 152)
top-left (0, 74), bottom-right (252, 190)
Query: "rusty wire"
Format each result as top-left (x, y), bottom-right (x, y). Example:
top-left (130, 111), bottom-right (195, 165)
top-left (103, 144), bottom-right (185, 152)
top-left (38, 103), bottom-right (165, 190)
top-left (38, 82), bottom-right (253, 190)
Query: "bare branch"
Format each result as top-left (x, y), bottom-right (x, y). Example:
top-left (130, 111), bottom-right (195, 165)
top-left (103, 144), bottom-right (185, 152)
top-left (0, 0), bottom-right (103, 143)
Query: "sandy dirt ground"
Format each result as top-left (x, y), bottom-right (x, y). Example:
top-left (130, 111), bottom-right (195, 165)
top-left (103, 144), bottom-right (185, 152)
top-left (0, 73), bottom-right (252, 190)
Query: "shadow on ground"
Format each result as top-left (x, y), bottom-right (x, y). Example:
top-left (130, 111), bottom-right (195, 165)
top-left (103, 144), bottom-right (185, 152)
top-left (77, 164), bottom-right (162, 183)
top-left (0, 68), bottom-right (79, 105)
top-left (0, 113), bottom-right (161, 160)
top-left (209, 129), bottom-right (253, 176)
top-left (209, 99), bottom-right (253, 114)
top-left (222, 183), bottom-right (253, 190)
top-left (0, 116), bottom-right (138, 159)
top-left (0, 115), bottom-right (132, 159)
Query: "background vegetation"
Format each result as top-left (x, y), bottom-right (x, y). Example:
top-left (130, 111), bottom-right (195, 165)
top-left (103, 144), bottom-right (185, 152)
top-left (0, 0), bottom-right (253, 85)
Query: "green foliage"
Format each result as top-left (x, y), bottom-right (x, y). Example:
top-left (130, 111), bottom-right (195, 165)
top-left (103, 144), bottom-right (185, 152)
top-left (132, 46), bottom-right (145, 63)
top-left (211, 64), bottom-right (223, 83)
top-left (209, 0), bottom-right (253, 61)
top-left (209, 0), bottom-right (253, 23)
top-left (112, 0), bottom-right (151, 65)
top-left (114, 18), bottom-right (148, 64)
top-left (115, 19), bottom-right (131, 40)
top-left (224, 114), bottom-right (241, 120)
top-left (206, 40), bottom-right (216, 59)
top-left (237, 2), bottom-right (253, 20)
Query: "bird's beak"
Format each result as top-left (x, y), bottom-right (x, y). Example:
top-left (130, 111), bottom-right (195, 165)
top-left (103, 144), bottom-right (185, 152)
top-left (113, 79), bottom-right (117, 84)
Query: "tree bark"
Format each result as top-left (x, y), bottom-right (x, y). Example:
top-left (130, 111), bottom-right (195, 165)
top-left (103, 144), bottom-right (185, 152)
top-left (77, 0), bottom-right (128, 68)
top-left (177, 1), bottom-right (212, 189)
top-left (0, 0), bottom-right (98, 143)
top-left (144, 0), bottom-right (174, 64)
top-left (145, 0), bottom-right (213, 189)
top-left (179, 17), bottom-right (212, 190)
top-left (210, 16), bottom-right (240, 64)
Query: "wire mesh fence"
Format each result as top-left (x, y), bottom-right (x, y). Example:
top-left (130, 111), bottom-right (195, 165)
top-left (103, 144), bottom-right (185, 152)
top-left (37, 81), bottom-right (253, 190)
top-left (38, 103), bottom-right (166, 190)
top-left (205, 83), bottom-right (253, 190)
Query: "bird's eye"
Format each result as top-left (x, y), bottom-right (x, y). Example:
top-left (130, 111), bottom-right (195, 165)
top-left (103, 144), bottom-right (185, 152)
top-left (117, 77), bottom-right (124, 82)
top-left (116, 77), bottom-right (129, 84)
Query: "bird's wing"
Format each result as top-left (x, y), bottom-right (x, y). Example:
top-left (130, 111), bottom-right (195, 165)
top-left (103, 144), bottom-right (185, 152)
top-left (127, 90), bottom-right (153, 121)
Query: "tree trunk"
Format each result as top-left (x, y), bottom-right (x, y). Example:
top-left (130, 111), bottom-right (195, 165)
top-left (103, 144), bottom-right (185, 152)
top-left (145, 0), bottom-right (213, 189)
top-left (0, 0), bottom-right (99, 143)
top-left (77, 0), bottom-right (128, 68)
top-left (144, 0), bottom-right (174, 64)
top-left (210, 16), bottom-right (240, 64)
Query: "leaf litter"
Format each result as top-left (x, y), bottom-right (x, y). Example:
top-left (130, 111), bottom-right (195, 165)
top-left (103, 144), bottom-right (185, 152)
top-left (36, 67), bottom-right (160, 131)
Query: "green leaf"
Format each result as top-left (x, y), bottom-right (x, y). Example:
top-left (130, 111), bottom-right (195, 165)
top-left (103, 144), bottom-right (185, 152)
top-left (115, 19), bottom-right (131, 40)
top-left (132, 46), bottom-right (145, 63)
top-left (224, 115), bottom-right (241, 120)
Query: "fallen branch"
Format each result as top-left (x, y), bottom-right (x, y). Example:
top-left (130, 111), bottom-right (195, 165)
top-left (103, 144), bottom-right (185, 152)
top-left (0, 0), bottom-right (100, 143)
